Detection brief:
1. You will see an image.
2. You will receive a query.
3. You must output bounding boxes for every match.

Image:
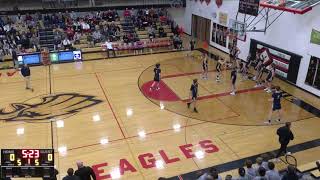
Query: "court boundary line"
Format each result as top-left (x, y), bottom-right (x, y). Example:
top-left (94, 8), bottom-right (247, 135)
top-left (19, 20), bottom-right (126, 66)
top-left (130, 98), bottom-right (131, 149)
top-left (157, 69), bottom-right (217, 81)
top-left (95, 72), bottom-right (126, 138)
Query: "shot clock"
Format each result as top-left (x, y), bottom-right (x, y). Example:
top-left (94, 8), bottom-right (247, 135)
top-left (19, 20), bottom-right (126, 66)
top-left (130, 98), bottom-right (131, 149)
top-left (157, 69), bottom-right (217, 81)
top-left (1, 149), bottom-right (55, 178)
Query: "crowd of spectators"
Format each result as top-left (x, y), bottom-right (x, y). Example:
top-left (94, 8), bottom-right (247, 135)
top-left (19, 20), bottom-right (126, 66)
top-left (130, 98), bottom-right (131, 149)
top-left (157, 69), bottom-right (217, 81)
top-left (0, 7), bottom-right (182, 62)
top-left (0, 13), bottom-right (41, 62)
top-left (193, 155), bottom-right (313, 180)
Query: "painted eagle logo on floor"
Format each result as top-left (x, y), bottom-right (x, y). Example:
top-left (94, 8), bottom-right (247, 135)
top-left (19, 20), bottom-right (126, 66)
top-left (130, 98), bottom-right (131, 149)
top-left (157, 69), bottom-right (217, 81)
top-left (0, 93), bottom-right (103, 121)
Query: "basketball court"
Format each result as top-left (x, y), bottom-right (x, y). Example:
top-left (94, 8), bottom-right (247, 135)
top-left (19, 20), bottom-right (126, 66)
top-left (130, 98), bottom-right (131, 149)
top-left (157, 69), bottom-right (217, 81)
top-left (0, 0), bottom-right (320, 179)
top-left (0, 47), bottom-right (319, 179)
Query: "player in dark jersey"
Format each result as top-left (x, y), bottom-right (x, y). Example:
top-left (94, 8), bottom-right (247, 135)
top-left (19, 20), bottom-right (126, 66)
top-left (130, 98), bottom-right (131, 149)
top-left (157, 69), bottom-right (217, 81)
top-left (187, 39), bottom-right (196, 58)
top-left (190, 39), bottom-right (195, 51)
top-left (216, 57), bottom-right (224, 82)
top-left (150, 63), bottom-right (161, 91)
top-left (264, 64), bottom-right (276, 93)
top-left (241, 53), bottom-right (252, 80)
top-left (187, 79), bottom-right (199, 113)
top-left (254, 59), bottom-right (265, 88)
top-left (230, 67), bottom-right (237, 95)
top-left (201, 53), bottom-right (209, 79)
top-left (267, 86), bottom-right (282, 124)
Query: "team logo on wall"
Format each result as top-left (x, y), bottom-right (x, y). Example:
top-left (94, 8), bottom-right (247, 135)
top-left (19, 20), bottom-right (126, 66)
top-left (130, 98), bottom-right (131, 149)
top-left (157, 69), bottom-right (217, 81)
top-left (0, 93), bottom-right (102, 121)
top-left (216, 0), bottom-right (223, 7)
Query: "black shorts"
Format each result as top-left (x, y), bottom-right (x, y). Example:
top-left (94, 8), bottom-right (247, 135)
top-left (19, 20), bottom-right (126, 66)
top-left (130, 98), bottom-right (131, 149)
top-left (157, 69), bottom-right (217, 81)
top-left (273, 104), bottom-right (281, 111)
top-left (154, 77), bottom-right (160, 82)
top-left (203, 65), bottom-right (208, 71)
top-left (266, 74), bottom-right (273, 82)
top-left (216, 64), bottom-right (221, 72)
top-left (232, 77), bottom-right (237, 84)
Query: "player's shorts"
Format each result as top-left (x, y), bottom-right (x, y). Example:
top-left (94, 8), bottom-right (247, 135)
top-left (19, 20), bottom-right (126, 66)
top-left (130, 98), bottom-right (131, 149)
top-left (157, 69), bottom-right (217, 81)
top-left (192, 94), bottom-right (197, 100)
top-left (266, 74), bottom-right (273, 82)
top-left (272, 104), bottom-right (281, 111)
top-left (154, 77), bottom-right (160, 82)
top-left (232, 77), bottom-right (237, 84)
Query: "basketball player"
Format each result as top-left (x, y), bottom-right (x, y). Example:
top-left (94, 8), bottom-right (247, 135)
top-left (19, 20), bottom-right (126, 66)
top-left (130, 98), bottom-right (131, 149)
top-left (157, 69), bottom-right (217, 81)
top-left (267, 86), bottom-right (282, 124)
top-left (187, 39), bottom-right (196, 58)
top-left (201, 53), bottom-right (208, 79)
top-left (264, 65), bottom-right (276, 93)
top-left (216, 57), bottom-right (224, 82)
top-left (254, 59), bottom-right (265, 87)
top-left (21, 64), bottom-right (34, 92)
top-left (230, 67), bottom-right (237, 95)
top-left (150, 63), bottom-right (161, 91)
top-left (241, 53), bottom-right (252, 80)
top-left (187, 79), bottom-right (199, 113)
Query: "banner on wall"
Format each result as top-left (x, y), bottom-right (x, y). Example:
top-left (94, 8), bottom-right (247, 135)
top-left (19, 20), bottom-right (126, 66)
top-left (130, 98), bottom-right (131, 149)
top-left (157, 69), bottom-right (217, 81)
top-left (250, 39), bottom-right (302, 84)
top-left (238, 0), bottom-right (260, 16)
top-left (218, 12), bottom-right (228, 26)
top-left (310, 29), bottom-right (320, 45)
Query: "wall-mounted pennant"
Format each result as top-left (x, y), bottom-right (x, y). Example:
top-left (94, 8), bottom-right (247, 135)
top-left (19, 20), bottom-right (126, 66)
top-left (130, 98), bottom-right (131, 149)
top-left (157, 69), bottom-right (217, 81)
top-left (216, 0), bottom-right (223, 8)
top-left (205, 0), bottom-right (211, 5)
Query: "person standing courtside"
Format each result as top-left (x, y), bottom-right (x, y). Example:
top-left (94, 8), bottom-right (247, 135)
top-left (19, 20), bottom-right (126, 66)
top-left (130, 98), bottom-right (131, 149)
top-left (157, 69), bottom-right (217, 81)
top-left (275, 122), bottom-right (294, 161)
top-left (74, 161), bottom-right (96, 180)
top-left (187, 79), bottom-right (199, 113)
top-left (21, 64), bottom-right (34, 92)
top-left (63, 168), bottom-right (80, 180)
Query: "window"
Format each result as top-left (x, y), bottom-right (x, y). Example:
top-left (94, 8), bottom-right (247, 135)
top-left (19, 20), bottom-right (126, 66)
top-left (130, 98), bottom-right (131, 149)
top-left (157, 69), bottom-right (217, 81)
top-left (305, 56), bottom-right (320, 89)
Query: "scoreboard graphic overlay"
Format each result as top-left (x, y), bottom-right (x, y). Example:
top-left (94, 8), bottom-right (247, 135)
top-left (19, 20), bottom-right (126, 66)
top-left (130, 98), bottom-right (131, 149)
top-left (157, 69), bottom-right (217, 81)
top-left (1, 149), bottom-right (54, 178)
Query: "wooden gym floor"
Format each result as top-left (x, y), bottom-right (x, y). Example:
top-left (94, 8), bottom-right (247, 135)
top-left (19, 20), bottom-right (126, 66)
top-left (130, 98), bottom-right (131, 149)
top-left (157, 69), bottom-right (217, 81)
top-left (0, 49), bottom-right (319, 180)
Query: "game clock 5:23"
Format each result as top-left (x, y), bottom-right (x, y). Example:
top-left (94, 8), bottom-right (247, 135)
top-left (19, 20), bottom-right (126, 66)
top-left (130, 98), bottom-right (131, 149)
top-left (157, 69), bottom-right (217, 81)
top-left (1, 149), bottom-right (54, 167)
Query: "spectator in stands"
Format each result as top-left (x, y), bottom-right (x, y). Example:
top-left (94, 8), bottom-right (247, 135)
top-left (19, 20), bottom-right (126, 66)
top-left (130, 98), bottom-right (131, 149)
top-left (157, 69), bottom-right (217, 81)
top-left (87, 33), bottom-right (94, 48)
top-left (104, 39), bottom-right (115, 58)
top-left (197, 167), bottom-right (222, 180)
top-left (236, 167), bottom-right (250, 180)
top-left (254, 157), bottom-right (264, 175)
top-left (260, 154), bottom-right (269, 171)
top-left (253, 167), bottom-right (267, 180)
top-left (92, 29), bottom-right (102, 44)
top-left (74, 161), bottom-right (96, 180)
top-left (245, 159), bottom-right (256, 179)
top-left (73, 32), bottom-right (81, 44)
top-left (66, 27), bottom-right (75, 40)
top-left (266, 162), bottom-right (280, 180)
top-left (30, 34), bottom-right (39, 51)
top-left (123, 33), bottom-right (129, 44)
top-left (225, 175), bottom-right (233, 180)
top-left (0, 48), bottom-right (4, 62)
top-left (173, 34), bottom-right (182, 50)
top-left (63, 168), bottom-right (80, 180)
top-left (159, 26), bottom-right (166, 37)
top-left (281, 165), bottom-right (299, 180)
top-left (54, 35), bottom-right (62, 51)
top-left (124, 8), bottom-right (131, 18)
top-left (62, 37), bottom-right (72, 50)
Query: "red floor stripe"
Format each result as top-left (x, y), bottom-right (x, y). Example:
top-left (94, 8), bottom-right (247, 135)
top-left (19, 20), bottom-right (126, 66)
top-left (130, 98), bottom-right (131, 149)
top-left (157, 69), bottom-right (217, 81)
top-left (95, 73), bottom-right (126, 138)
top-left (182, 86), bottom-right (265, 102)
top-left (162, 69), bottom-right (220, 79)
